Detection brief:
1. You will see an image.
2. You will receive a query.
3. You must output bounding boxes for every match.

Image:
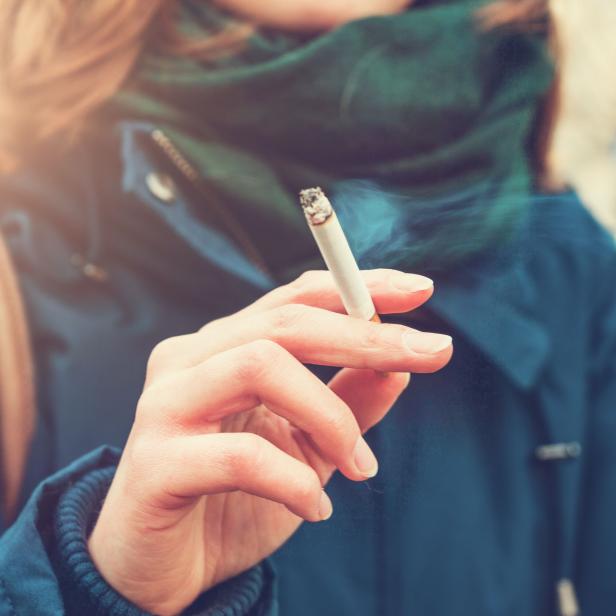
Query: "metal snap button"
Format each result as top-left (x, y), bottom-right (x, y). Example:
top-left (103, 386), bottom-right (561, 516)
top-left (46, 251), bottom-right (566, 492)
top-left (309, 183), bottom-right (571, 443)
top-left (146, 172), bottom-right (176, 204)
top-left (535, 442), bottom-right (582, 462)
top-left (70, 254), bottom-right (109, 283)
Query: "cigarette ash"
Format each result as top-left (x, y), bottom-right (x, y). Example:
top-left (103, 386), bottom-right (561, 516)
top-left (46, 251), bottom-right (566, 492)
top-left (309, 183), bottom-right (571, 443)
top-left (299, 187), bottom-right (333, 225)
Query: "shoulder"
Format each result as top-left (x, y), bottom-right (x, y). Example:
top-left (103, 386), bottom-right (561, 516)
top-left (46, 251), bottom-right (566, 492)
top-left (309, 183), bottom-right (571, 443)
top-left (0, 448), bottom-right (120, 614)
top-left (528, 192), bottom-right (615, 274)
top-left (0, 132), bottom-right (123, 273)
top-left (483, 192), bottom-right (616, 370)
top-left (523, 193), bottom-right (615, 305)
top-left (520, 193), bottom-right (616, 373)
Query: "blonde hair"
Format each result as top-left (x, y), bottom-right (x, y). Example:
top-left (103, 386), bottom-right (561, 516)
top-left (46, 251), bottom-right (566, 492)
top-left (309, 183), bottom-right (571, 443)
top-left (0, 0), bottom-right (547, 173)
top-left (0, 0), bottom-right (249, 173)
top-left (477, 0), bottom-right (549, 30)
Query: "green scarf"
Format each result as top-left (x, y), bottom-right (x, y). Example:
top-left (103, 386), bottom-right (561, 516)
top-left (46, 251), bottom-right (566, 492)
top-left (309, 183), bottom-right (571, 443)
top-left (112, 0), bottom-right (553, 277)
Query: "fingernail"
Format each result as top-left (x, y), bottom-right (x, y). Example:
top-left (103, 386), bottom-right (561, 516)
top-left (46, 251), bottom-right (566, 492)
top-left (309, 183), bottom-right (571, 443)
top-left (404, 330), bottom-right (452, 355)
top-left (319, 491), bottom-right (333, 520)
top-left (401, 372), bottom-right (412, 389)
top-left (391, 274), bottom-right (434, 293)
top-left (354, 437), bottom-right (379, 478)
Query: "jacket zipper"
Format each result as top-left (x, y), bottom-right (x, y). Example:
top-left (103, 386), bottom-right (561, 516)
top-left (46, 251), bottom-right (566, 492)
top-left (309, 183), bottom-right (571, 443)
top-left (150, 129), bottom-right (272, 278)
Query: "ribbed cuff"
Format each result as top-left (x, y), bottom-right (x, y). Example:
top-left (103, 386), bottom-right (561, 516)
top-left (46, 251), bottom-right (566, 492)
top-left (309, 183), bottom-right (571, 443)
top-left (54, 466), bottom-right (268, 615)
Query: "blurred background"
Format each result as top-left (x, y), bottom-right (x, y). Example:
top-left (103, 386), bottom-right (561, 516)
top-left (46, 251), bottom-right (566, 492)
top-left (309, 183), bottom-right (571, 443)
top-left (548, 0), bottom-right (616, 234)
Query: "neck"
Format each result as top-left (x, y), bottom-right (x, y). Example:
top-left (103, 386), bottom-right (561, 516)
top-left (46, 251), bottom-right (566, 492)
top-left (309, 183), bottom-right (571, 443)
top-left (212, 0), bottom-right (413, 32)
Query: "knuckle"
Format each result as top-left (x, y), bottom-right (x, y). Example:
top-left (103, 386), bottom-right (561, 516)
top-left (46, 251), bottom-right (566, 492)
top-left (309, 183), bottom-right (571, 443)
top-left (267, 272), bottom-right (323, 307)
top-left (135, 389), bottom-right (158, 419)
top-left (359, 324), bottom-right (383, 353)
top-left (290, 270), bottom-right (321, 292)
top-left (126, 434), bottom-right (161, 479)
top-left (157, 385), bottom-right (187, 415)
top-left (322, 405), bottom-right (358, 444)
top-left (147, 336), bottom-right (183, 374)
top-left (229, 434), bottom-right (267, 477)
top-left (387, 324), bottom-right (410, 347)
top-left (135, 386), bottom-right (172, 424)
top-left (269, 270), bottom-right (323, 307)
top-left (269, 303), bottom-right (307, 335)
top-left (359, 323), bottom-right (405, 358)
top-left (239, 339), bottom-right (285, 377)
top-left (199, 315), bottom-right (227, 336)
top-left (294, 473), bottom-right (320, 505)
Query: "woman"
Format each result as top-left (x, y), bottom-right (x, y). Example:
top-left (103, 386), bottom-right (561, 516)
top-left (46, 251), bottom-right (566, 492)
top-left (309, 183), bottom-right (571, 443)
top-left (0, 1), bottom-right (615, 615)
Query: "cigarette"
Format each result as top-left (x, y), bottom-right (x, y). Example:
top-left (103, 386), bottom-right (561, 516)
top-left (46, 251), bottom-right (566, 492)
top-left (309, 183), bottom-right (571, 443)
top-left (300, 187), bottom-right (379, 323)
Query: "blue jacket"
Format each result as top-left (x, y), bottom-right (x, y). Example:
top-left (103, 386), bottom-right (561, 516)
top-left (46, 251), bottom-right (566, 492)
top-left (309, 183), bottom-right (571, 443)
top-left (0, 122), bottom-right (615, 615)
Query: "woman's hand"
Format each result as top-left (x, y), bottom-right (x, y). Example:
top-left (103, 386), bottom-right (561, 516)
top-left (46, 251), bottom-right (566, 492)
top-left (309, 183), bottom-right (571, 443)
top-left (88, 269), bottom-right (452, 615)
top-left (214, 0), bottom-right (414, 31)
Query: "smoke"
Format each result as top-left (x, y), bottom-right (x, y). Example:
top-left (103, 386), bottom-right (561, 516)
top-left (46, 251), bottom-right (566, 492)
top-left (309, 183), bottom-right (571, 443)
top-left (332, 180), bottom-right (407, 269)
top-left (331, 179), bottom-right (508, 272)
top-left (330, 179), bottom-right (612, 275)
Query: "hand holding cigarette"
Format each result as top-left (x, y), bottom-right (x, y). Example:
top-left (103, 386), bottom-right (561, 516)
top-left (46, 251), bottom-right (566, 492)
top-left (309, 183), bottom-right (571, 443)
top-left (88, 270), bottom-right (452, 615)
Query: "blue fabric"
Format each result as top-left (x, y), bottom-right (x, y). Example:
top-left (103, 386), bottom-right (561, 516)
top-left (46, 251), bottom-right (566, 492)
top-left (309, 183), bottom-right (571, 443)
top-left (55, 464), bottom-right (147, 616)
top-left (0, 448), bottom-right (118, 615)
top-left (0, 121), bottom-right (615, 615)
top-left (53, 459), bottom-right (272, 615)
top-left (0, 447), bottom-right (274, 615)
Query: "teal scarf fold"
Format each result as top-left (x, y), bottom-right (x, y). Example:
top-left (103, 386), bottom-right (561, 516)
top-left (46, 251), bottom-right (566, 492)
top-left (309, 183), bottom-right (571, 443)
top-left (112, 0), bottom-right (553, 276)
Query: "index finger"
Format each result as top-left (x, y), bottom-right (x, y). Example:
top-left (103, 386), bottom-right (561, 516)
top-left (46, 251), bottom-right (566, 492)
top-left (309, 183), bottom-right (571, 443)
top-left (238, 269), bottom-right (434, 317)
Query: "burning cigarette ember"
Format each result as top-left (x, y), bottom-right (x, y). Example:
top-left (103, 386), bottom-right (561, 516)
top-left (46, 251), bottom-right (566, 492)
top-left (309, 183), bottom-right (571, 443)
top-left (300, 187), bottom-right (379, 322)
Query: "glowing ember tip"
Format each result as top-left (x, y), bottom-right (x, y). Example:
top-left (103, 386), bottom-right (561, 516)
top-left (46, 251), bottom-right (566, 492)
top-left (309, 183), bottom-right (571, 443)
top-left (299, 187), bottom-right (333, 225)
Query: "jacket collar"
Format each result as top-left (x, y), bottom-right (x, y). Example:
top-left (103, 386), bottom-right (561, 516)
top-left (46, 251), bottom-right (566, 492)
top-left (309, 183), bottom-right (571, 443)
top-left (429, 247), bottom-right (550, 391)
top-left (120, 122), bottom-right (274, 291)
top-left (119, 121), bottom-right (550, 389)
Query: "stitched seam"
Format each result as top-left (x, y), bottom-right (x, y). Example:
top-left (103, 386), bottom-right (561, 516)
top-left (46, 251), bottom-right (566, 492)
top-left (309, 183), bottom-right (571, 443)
top-left (0, 576), bottom-right (17, 616)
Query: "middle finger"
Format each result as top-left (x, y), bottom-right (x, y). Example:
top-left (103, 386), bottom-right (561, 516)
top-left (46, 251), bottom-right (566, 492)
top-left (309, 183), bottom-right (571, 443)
top-left (197, 304), bottom-right (452, 373)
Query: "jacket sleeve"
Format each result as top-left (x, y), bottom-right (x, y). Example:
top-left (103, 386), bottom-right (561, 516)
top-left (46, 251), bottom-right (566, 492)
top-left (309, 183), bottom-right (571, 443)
top-left (0, 447), bottom-right (277, 616)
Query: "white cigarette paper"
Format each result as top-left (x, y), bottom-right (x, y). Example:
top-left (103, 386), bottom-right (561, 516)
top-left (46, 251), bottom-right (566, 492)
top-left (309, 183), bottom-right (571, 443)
top-left (300, 187), bottom-right (377, 321)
